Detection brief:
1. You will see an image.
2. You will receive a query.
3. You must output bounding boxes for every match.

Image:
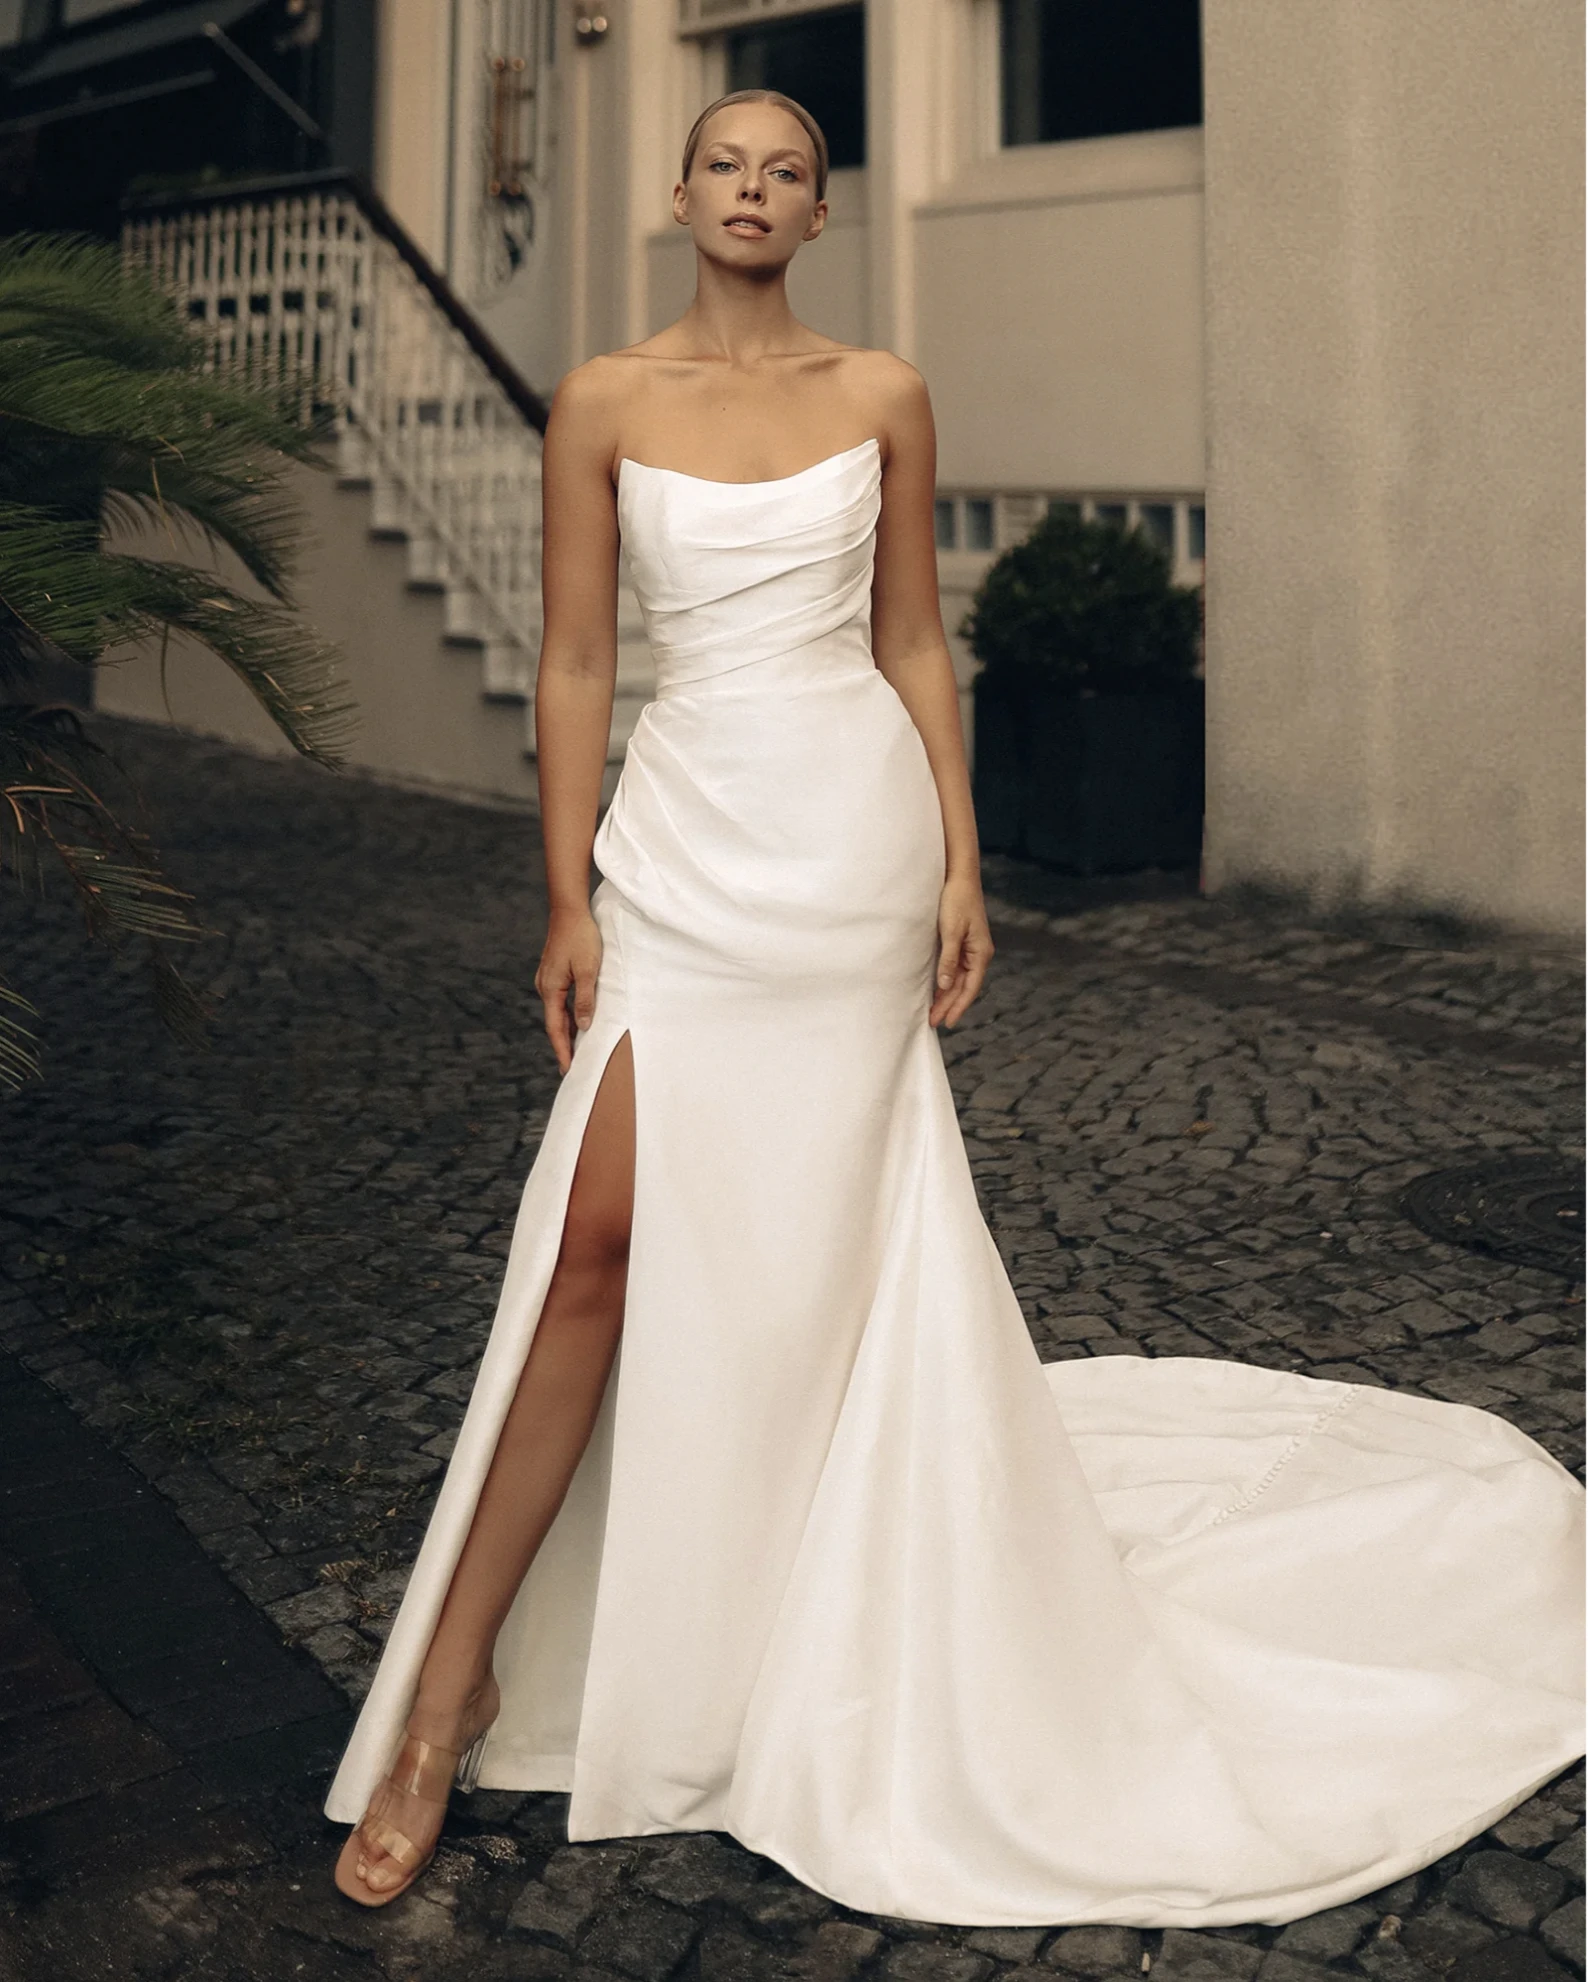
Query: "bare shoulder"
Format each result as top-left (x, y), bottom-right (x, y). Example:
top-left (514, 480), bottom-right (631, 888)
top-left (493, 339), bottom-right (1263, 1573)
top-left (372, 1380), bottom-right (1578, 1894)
top-left (545, 354), bottom-right (634, 452)
top-left (833, 347), bottom-right (930, 431)
top-left (827, 348), bottom-right (932, 466)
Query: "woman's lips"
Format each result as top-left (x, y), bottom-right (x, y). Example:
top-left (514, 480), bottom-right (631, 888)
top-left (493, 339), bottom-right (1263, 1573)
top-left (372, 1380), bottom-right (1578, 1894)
top-left (725, 216), bottom-right (771, 233)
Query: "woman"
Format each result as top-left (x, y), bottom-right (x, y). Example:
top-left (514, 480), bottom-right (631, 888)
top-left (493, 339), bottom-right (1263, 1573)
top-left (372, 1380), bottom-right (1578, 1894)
top-left (329, 91), bottom-right (1583, 1925)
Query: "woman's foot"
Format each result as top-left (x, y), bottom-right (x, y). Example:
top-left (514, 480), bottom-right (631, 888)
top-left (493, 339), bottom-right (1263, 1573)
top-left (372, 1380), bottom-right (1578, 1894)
top-left (334, 1674), bottom-right (500, 1907)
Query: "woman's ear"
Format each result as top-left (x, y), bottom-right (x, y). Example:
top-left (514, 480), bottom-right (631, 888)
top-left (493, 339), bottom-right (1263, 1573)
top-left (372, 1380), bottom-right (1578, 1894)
top-left (802, 199), bottom-right (829, 244)
top-left (671, 180), bottom-right (690, 226)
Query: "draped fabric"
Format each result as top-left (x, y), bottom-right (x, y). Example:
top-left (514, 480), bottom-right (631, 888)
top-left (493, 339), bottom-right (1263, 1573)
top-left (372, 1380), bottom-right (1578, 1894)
top-left (326, 439), bottom-right (1584, 1928)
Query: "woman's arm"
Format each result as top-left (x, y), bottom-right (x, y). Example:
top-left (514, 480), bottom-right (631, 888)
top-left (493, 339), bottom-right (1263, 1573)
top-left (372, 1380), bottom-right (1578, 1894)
top-left (869, 361), bottom-right (995, 1028)
top-left (533, 364), bottom-right (623, 1071)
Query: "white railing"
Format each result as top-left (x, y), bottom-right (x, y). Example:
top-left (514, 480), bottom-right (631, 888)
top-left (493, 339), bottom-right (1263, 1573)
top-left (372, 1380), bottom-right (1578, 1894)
top-left (934, 489), bottom-right (1206, 589)
top-left (122, 172), bottom-right (547, 701)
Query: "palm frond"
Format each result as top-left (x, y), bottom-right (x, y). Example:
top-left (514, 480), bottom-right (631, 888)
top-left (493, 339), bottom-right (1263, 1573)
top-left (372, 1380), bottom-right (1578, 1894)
top-left (0, 704), bottom-right (212, 1080)
top-left (0, 978), bottom-right (41, 1092)
top-left (0, 504), bottom-right (356, 763)
top-left (0, 231), bottom-right (354, 1085)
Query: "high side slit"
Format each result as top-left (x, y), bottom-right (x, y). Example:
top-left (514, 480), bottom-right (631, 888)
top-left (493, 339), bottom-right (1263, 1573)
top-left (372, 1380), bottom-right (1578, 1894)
top-left (326, 437), bottom-right (1584, 1929)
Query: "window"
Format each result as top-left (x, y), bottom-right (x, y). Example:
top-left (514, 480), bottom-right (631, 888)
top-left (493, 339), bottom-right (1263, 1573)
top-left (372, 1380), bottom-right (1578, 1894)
top-left (1138, 503), bottom-right (1174, 553)
top-left (727, 4), bottom-right (865, 171)
top-left (1000, 0), bottom-right (1201, 149)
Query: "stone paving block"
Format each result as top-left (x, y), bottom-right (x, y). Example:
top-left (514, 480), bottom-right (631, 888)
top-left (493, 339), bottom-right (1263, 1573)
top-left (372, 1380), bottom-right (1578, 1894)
top-left (883, 1946), bottom-right (993, 1982)
top-left (1445, 1850), bottom-right (1572, 1930)
top-left (1269, 1898), bottom-right (1377, 1960)
top-left (1495, 1794), bottom-right (1587, 1853)
top-left (1398, 1901), bottom-right (1500, 1967)
top-left (579, 1897), bottom-right (699, 1981)
top-left (734, 1881), bottom-right (836, 1934)
top-left (697, 1925), bottom-right (789, 1982)
top-left (634, 1833), bottom-right (764, 1908)
top-left (810, 1923), bottom-right (886, 1982)
top-left (1041, 1923), bottom-right (1144, 1975)
top-left (964, 1928), bottom-right (1048, 1963)
top-left (1448, 1937), bottom-right (1576, 1981)
top-left (1148, 1931), bottom-right (1263, 1980)
top-left (1541, 1898), bottom-right (1586, 1974)
top-left (1253, 1955), bottom-right (1337, 1982)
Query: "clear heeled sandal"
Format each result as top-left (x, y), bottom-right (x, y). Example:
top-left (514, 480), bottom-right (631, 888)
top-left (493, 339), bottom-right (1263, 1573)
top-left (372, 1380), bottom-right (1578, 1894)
top-left (333, 1688), bottom-right (497, 1908)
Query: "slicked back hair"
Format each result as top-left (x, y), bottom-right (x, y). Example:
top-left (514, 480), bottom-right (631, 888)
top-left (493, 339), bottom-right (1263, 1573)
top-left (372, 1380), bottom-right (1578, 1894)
top-left (680, 90), bottom-right (830, 202)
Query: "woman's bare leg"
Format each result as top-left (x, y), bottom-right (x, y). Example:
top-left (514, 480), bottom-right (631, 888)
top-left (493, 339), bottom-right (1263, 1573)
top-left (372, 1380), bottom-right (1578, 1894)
top-left (417, 1031), bottom-right (635, 1713)
top-left (345, 1034), bottom-right (634, 1893)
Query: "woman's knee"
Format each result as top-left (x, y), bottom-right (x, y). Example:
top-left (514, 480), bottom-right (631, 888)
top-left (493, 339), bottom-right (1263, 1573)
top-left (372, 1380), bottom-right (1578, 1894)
top-left (558, 1198), bottom-right (632, 1280)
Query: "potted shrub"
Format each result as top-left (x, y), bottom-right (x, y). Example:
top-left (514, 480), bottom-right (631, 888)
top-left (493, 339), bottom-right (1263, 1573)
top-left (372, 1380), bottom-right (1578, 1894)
top-left (961, 507), bottom-right (1204, 874)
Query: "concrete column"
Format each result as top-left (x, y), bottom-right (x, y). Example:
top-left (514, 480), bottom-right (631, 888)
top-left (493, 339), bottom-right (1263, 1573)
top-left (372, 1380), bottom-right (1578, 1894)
top-left (1202, 0), bottom-right (1583, 938)
top-left (866, 0), bottom-right (948, 358)
top-left (373, 0), bottom-right (453, 264)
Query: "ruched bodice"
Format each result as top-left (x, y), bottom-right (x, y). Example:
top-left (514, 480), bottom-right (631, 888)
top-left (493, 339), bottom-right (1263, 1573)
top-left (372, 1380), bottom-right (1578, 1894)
top-left (617, 438), bottom-right (881, 694)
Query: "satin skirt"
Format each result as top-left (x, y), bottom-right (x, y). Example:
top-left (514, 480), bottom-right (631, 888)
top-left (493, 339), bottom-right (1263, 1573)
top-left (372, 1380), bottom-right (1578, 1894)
top-left (325, 650), bottom-right (1584, 1929)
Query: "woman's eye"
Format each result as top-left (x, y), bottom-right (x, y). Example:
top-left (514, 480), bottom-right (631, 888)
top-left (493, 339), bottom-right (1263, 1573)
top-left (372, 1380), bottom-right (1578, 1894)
top-left (709, 159), bottom-right (734, 172)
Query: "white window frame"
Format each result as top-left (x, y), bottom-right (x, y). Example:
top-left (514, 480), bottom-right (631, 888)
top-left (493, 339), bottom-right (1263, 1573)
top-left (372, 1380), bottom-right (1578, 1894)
top-left (677, 0), bottom-right (861, 38)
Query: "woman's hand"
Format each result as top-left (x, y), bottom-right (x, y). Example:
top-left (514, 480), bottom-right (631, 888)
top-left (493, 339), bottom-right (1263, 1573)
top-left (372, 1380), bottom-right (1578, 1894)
top-left (536, 906), bottom-right (603, 1073)
top-left (929, 873), bottom-right (995, 1029)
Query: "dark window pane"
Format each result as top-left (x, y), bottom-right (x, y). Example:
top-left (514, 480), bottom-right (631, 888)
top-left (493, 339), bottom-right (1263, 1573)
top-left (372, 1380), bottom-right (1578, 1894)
top-left (1002, 0), bottom-right (1201, 148)
top-left (1093, 502), bottom-right (1127, 528)
top-left (1138, 502), bottom-right (1174, 552)
top-left (1188, 504), bottom-right (1206, 558)
top-left (934, 499), bottom-right (957, 549)
top-left (727, 5), bottom-right (866, 171)
top-left (964, 499), bottom-right (995, 551)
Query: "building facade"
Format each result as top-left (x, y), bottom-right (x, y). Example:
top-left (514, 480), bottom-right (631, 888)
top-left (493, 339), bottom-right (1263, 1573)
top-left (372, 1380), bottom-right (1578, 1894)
top-left (4, 0), bottom-right (1579, 938)
top-left (376, 0), bottom-right (1208, 704)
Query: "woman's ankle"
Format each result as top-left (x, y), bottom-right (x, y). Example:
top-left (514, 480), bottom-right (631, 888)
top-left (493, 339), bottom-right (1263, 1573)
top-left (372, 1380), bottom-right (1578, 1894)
top-left (408, 1665), bottom-right (498, 1744)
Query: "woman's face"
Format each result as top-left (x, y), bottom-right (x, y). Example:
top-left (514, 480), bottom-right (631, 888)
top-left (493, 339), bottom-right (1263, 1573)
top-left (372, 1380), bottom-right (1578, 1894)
top-left (673, 101), bottom-right (826, 266)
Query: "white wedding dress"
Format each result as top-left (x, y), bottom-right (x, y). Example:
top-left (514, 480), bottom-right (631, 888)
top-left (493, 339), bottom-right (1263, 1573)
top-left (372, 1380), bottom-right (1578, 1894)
top-left (325, 437), bottom-right (1584, 1929)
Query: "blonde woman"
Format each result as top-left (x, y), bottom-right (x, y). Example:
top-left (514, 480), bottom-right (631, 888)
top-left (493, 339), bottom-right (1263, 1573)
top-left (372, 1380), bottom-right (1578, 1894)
top-left (328, 90), bottom-right (1584, 1928)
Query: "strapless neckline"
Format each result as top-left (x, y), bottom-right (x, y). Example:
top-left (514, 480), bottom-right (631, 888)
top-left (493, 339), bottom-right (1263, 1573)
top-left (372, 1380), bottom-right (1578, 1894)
top-left (618, 436), bottom-right (879, 489)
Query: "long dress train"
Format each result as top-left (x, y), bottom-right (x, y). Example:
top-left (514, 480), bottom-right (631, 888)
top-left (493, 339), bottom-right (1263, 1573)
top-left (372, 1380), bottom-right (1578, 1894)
top-left (325, 437), bottom-right (1584, 1929)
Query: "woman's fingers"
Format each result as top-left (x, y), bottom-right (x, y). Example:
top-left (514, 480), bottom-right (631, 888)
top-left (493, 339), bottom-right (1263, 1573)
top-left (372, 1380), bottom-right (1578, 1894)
top-left (929, 917), bottom-right (969, 1027)
top-left (931, 920), bottom-right (994, 1028)
top-left (536, 914), bottom-right (603, 1073)
top-left (572, 960), bottom-right (597, 1033)
top-left (538, 960), bottom-right (574, 1073)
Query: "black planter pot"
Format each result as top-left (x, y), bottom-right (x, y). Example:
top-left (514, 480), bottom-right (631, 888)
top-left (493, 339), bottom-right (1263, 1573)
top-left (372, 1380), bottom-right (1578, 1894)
top-left (972, 675), bottom-right (1205, 876)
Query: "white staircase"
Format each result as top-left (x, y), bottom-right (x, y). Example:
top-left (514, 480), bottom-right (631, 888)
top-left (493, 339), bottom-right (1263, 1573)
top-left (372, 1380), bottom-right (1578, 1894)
top-left (122, 170), bottom-right (651, 786)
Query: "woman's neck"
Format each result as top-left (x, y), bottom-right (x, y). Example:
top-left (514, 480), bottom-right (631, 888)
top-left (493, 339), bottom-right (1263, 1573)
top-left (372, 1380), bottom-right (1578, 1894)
top-left (672, 256), bottom-right (820, 364)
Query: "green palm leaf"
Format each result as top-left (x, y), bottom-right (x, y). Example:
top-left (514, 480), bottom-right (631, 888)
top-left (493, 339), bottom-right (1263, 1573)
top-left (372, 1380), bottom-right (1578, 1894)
top-left (0, 230), bottom-right (359, 1085)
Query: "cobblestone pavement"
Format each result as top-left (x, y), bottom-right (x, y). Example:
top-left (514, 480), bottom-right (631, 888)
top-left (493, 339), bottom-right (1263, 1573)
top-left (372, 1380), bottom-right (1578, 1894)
top-left (2, 718), bottom-right (1582, 1982)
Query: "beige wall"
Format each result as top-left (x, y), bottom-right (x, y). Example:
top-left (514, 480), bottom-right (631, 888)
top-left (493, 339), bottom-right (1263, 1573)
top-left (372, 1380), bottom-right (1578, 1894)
top-left (1203, 0), bottom-right (1584, 938)
top-left (374, 0), bottom-right (452, 265)
top-left (627, 4), bottom-right (1206, 504)
top-left (916, 145), bottom-right (1204, 491)
top-left (95, 466), bottom-right (538, 807)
